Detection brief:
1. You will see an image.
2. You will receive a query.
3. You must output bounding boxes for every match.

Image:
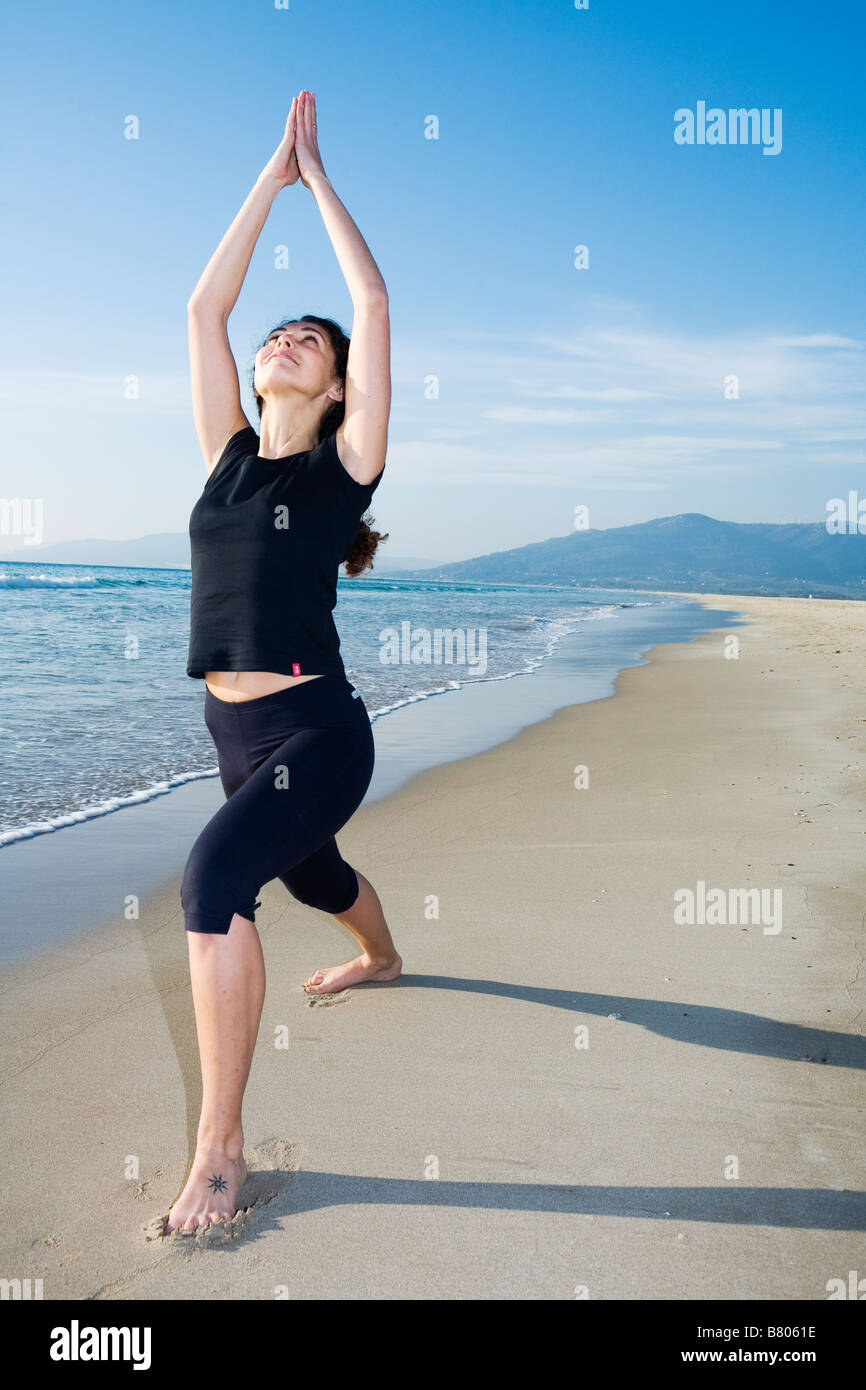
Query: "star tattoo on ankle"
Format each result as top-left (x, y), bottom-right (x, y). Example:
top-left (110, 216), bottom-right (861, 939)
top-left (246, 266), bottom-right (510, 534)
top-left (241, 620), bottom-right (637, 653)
top-left (207, 1173), bottom-right (227, 1192)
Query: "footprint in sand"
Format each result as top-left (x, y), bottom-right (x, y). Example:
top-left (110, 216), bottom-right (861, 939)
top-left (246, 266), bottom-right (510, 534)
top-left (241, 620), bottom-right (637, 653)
top-left (144, 1138), bottom-right (299, 1246)
top-left (304, 987), bottom-right (350, 1008)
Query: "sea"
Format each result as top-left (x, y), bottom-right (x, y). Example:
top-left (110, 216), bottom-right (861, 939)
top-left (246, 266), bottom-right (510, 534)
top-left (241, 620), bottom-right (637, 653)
top-left (0, 561), bottom-right (741, 850)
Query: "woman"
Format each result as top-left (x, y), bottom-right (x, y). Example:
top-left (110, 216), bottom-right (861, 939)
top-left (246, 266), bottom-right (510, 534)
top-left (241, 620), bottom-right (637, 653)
top-left (169, 91), bottom-right (401, 1235)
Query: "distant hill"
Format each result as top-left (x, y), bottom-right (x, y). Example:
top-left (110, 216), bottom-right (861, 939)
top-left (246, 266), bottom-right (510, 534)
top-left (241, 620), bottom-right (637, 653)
top-left (0, 534), bottom-right (441, 574)
top-left (387, 513), bottom-right (866, 600)
top-left (0, 533), bottom-right (194, 569)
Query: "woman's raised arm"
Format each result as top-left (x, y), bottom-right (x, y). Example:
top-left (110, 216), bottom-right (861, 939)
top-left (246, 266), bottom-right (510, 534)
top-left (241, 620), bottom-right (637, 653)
top-left (187, 103), bottom-right (301, 471)
top-left (295, 91), bottom-right (390, 486)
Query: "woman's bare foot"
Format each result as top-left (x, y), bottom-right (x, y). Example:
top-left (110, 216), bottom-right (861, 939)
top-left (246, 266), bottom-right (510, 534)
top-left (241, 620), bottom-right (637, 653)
top-left (165, 1147), bottom-right (249, 1234)
top-left (303, 952), bottom-right (402, 995)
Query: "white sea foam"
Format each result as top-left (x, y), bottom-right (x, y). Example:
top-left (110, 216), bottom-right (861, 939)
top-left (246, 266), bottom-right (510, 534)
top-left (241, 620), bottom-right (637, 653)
top-left (0, 571), bottom-right (100, 588)
top-left (0, 767), bottom-right (220, 847)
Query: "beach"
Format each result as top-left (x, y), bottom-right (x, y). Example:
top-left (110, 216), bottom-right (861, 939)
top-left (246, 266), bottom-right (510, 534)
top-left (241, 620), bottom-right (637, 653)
top-left (1, 592), bottom-right (863, 1300)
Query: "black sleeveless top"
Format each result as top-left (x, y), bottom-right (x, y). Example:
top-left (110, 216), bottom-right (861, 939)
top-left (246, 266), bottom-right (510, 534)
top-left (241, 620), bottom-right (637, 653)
top-left (187, 425), bottom-right (384, 680)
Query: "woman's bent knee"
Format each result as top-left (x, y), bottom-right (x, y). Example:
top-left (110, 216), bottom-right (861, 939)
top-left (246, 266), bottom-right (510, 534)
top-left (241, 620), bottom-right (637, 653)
top-left (181, 839), bottom-right (261, 935)
top-left (289, 863), bottom-right (359, 916)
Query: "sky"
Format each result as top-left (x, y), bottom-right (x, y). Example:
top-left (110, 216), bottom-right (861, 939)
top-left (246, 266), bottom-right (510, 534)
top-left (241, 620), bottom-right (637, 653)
top-left (1, 0), bottom-right (863, 562)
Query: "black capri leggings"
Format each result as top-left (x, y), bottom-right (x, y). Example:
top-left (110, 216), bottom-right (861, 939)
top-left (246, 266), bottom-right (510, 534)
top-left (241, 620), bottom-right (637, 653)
top-left (181, 675), bottom-right (375, 935)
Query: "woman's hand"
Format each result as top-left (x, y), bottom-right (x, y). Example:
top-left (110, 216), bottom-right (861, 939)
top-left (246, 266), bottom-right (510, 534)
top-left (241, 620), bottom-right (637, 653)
top-left (295, 90), bottom-right (329, 189)
top-left (259, 99), bottom-right (301, 189)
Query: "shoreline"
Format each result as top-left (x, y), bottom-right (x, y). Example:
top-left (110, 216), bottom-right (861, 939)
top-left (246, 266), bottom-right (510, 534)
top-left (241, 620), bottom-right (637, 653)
top-left (0, 591), bottom-right (701, 855)
top-left (0, 592), bottom-right (738, 969)
top-left (0, 593), bottom-right (863, 1297)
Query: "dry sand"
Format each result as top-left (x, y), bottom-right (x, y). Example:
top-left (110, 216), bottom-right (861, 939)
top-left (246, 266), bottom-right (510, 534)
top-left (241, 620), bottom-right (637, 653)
top-left (1, 593), bottom-right (863, 1299)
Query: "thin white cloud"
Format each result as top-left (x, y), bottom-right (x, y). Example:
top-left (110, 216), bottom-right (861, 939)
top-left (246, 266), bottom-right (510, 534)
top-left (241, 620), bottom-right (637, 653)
top-left (620, 435), bottom-right (782, 452)
top-left (0, 367), bottom-right (190, 413)
top-left (481, 406), bottom-right (615, 425)
top-left (766, 334), bottom-right (862, 348)
top-left (516, 385), bottom-right (661, 402)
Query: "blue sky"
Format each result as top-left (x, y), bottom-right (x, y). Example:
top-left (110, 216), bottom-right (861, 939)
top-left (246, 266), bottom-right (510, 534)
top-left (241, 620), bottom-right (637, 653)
top-left (1, 0), bottom-right (862, 561)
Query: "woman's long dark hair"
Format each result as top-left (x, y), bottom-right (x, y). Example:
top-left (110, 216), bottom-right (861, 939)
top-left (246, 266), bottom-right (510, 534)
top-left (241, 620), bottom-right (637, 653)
top-left (251, 315), bottom-right (388, 577)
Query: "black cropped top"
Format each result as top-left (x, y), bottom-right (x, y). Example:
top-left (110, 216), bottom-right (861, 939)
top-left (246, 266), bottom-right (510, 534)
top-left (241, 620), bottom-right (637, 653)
top-left (187, 425), bottom-right (384, 680)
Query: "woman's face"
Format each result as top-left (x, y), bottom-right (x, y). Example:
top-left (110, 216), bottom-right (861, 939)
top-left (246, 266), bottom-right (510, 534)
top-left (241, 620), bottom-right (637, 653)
top-left (254, 321), bottom-right (339, 403)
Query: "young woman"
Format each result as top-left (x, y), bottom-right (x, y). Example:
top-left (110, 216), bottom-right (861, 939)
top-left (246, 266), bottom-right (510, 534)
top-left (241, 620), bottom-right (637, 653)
top-left (168, 91), bottom-right (401, 1235)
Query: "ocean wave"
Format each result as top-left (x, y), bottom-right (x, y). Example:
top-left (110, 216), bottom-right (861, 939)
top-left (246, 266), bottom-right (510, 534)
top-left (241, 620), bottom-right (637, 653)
top-left (359, 603), bottom-right (628, 720)
top-left (0, 572), bottom-right (148, 589)
top-left (345, 577), bottom-right (577, 595)
top-left (0, 766), bottom-right (219, 847)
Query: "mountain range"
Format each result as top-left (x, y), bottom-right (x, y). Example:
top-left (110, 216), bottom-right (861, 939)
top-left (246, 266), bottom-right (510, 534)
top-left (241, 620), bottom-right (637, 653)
top-left (387, 513), bottom-right (866, 599)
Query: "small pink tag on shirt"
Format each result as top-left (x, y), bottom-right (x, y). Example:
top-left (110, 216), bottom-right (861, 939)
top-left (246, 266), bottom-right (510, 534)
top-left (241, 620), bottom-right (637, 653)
top-left (292, 662), bottom-right (301, 675)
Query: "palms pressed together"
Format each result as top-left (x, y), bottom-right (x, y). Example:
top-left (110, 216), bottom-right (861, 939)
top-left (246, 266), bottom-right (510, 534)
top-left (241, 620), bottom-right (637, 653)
top-left (263, 89), bottom-right (327, 190)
